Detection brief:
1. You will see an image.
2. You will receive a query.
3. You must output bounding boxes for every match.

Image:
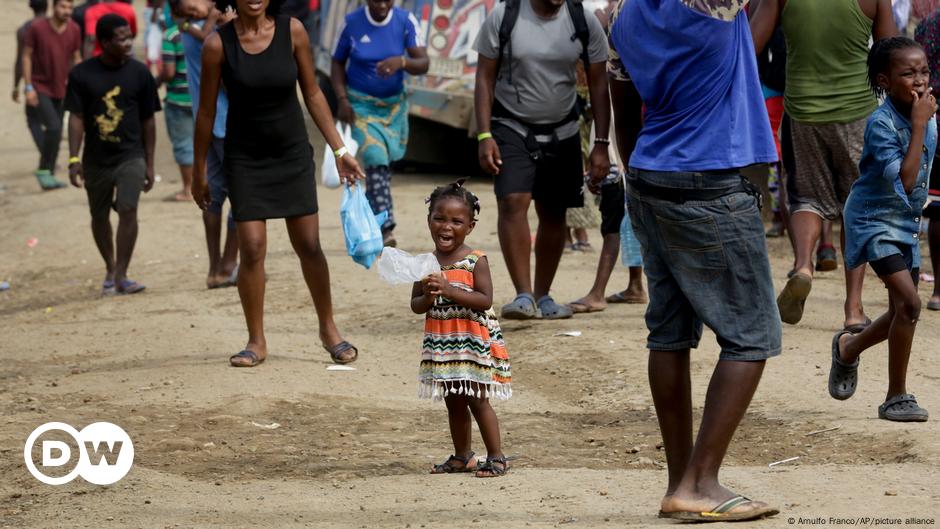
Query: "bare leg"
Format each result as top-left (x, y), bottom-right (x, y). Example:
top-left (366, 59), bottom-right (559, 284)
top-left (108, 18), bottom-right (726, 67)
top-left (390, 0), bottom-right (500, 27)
top-left (574, 227), bottom-right (589, 246)
top-left (533, 201), bottom-right (567, 299)
top-left (570, 232), bottom-right (619, 309)
top-left (840, 269), bottom-right (919, 399)
top-left (444, 395), bottom-right (473, 458)
top-left (788, 211), bottom-right (822, 277)
top-left (203, 211), bottom-right (223, 287)
top-left (497, 193), bottom-right (533, 295)
top-left (114, 208), bottom-right (138, 285)
top-left (929, 219), bottom-right (940, 304)
top-left (90, 213), bottom-right (115, 282)
top-left (220, 213), bottom-right (239, 277)
top-left (233, 220), bottom-right (267, 364)
top-left (284, 214), bottom-right (351, 361)
top-left (648, 350), bottom-right (693, 495)
top-left (177, 164), bottom-right (193, 200)
top-left (660, 359), bottom-right (771, 516)
top-left (841, 225), bottom-right (869, 329)
top-left (469, 396), bottom-right (506, 476)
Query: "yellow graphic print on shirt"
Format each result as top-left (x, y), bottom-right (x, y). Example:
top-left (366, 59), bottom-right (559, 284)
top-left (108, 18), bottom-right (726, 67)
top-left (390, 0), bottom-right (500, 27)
top-left (95, 86), bottom-right (123, 143)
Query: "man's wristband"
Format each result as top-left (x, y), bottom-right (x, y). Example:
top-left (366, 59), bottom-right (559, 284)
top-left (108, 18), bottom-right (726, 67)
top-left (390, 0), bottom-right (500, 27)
top-left (333, 145), bottom-right (348, 158)
top-left (68, 156), bottom-right (81, 165)
top-left (24, 83), bottom-right (34, 93)
top-left (401, 55), bottom-right (407, 69)
top-left (477, 132), bottom-right (493, 142)
top-left (594, 137), bottom-right (610, 145)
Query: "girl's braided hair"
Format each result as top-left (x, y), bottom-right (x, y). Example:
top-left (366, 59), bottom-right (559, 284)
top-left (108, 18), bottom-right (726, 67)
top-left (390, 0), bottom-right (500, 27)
top-left (867, 36), bottom-right (923, 97)
top-left (426, 179), bottom-right (481, 221)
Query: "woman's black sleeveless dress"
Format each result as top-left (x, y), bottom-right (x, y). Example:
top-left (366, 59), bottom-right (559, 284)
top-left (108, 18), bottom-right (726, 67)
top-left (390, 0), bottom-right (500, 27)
top-left (220, 15), bottom-right (316, 221)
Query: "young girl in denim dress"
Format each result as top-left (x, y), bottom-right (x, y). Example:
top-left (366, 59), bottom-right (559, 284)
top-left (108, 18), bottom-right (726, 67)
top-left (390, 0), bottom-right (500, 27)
top-left (832, 37), bottom-right (937, 422)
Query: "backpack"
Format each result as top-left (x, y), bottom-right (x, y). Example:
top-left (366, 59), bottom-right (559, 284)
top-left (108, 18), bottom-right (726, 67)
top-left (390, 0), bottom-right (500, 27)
top-left (495, 0), bottom-right (591, 93)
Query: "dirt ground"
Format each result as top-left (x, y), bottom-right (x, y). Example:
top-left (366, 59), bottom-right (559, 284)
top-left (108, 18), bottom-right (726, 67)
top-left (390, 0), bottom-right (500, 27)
top-left (2, 3), bottom-right (940, 529)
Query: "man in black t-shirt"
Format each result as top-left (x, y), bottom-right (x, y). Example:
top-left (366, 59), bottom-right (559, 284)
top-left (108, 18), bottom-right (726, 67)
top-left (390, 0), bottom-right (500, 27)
top-left (66, 14), bottom-right (160, 296)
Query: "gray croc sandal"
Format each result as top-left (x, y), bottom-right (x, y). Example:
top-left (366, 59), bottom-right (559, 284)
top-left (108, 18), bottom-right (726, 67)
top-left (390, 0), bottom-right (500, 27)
top-left (828, 330), bottom-right (859, 400)
top-left (537, 295), bottom-right (573, 320)
top-left (879, 394), bottom-right (929, 422)
top-left (501, 293), bottom-right (537, 320)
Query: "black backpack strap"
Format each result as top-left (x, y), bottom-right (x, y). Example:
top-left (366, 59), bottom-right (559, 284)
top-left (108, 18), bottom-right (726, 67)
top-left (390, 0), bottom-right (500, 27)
top-left (566, 0), bottom-right (591, 73)
top-left (496, 0), bottom-right (522, 101)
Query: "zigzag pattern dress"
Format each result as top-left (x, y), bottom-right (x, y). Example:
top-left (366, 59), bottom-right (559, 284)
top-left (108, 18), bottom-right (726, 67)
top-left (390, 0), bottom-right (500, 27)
top-left (419, 251), bottom-right (512, 401)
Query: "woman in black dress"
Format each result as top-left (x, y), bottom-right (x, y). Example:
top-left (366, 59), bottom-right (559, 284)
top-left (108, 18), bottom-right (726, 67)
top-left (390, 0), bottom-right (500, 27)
top-left (192, 0), bottom-right (365, 367)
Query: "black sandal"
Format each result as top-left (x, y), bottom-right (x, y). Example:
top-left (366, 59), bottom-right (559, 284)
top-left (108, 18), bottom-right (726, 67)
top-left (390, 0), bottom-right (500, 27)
top-left (323, 341), bottom-right (358, 364)
top-left (828, 330), bottom-right (859, 400)
top-left (879, 394), bottom-right (929, 422)
top-left (475, 455), bottom-right (510, 478)
top-left (430, 451), bottom-right (476, 474)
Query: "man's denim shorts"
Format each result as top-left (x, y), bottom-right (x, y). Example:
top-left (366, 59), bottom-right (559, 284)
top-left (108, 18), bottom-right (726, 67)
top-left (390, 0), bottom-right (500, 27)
top-left (164, 103), bottom-right (194, 166)
top-left (626, 169), bottom-right (782, 361)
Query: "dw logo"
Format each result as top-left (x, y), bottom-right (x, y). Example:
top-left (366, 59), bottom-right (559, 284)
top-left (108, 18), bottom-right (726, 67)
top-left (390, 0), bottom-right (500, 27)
top-left (23, 422), bottom-right (134, 485)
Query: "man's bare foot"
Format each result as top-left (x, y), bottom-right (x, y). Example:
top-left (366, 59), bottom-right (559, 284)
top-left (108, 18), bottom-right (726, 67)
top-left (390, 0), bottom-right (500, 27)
top-left (207, 272), bottom-right (236, 289)
top-left (567, 295), bottom-right (606, 313)
top-left (660, 486), bottom-right (777, 521)
top-left (606, 288), bottom-right (647, 304)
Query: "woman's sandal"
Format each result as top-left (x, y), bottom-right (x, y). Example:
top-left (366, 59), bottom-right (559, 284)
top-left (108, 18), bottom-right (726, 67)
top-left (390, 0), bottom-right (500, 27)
top-left (324, 341), bottom-right (358, 364)
top-left (430, 451), bottom-right (477, 474)
top-left (229, 349), bottom-right (264, 367)
top-left (475, 455), bottom-right (510, 478)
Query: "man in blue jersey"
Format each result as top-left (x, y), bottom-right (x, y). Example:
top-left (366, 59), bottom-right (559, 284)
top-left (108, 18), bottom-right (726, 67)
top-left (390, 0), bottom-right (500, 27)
top-left (169, 0), bottom-right (238, 289)
top-left (609, 0), bottom-right (780, 522)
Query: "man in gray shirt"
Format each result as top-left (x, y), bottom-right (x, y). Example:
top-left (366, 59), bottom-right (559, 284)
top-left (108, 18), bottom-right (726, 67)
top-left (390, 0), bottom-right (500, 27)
top-left (474, 0), bottom-right (611, 320)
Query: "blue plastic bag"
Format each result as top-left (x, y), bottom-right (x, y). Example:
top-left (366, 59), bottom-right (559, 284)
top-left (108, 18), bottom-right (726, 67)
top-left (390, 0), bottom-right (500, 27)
top-left (340, 183), bottom-right (388, 269)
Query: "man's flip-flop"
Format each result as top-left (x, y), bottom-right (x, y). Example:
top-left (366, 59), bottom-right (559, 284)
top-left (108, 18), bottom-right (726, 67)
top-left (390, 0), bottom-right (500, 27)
top-left (567, 300), bottom-right (605, 314)
top-left (927, 299), bottom-right (940, 311)
top-left (777, 272), bottom-right (812, 324)
top-left (537, 295), bottom-right (572, 319)
top-left (501, 293), bottom-right (537, 320)
top-left (605, 291), bottom-right (647, 304)
top-left (658, 496), bottom-right (779, 522)
top-left (116, 279), bottom-right (146, 295)
top-left (324, 341), bottom-right (358, 364)
top-left (828, 330), bottom-right (859, 400)
top-left (229, 349), bottom-right (264, 367)
top-left (878, 393), bottom-right (929, 422)
top-left (101, 279), bottom-right (116, 297)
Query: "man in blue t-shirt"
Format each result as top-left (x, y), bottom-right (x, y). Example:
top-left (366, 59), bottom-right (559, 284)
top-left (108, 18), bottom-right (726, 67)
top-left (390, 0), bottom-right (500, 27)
top-left (609, 0), bottom-right (780, 522)
top-left (169, 0), bottom-right (238, 288)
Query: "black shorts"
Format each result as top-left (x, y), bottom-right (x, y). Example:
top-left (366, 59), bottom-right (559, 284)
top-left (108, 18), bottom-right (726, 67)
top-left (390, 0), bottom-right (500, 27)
top-left (870, 253), bottom-right (919, 286)
top-left (924, 201), bottom-right (940, 221)
top-left (84, 158), bottom-right (146, 218)
top-left (599, 177), bottom-right (625, 235)
top-left (491, 122), bottom-right (584, 211)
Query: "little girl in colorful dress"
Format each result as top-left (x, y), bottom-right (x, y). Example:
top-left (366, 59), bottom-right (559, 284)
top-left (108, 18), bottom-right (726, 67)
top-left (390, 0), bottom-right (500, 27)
top-left (410, 180), bottom-right (512, 477)
top-left (832, 37), bottom-right (937, 422)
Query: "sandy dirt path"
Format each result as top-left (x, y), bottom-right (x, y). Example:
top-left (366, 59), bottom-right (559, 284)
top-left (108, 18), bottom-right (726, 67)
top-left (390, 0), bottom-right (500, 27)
top-left (1, 2), bottom-right (939, 528)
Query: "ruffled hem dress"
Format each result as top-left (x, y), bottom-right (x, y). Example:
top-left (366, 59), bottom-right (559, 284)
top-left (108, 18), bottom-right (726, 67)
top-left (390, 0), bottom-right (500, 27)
top-left (418, 251), bottom-right (512, 401)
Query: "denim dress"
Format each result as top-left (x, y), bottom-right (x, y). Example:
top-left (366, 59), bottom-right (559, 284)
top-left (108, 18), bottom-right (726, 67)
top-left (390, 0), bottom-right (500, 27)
top-left (843, 97), bottom-right (937, 271)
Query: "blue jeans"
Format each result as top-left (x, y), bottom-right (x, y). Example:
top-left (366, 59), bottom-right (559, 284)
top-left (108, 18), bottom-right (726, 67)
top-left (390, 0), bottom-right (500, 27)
top-left (626, 169), bottom-right (781, 361)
